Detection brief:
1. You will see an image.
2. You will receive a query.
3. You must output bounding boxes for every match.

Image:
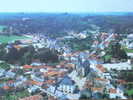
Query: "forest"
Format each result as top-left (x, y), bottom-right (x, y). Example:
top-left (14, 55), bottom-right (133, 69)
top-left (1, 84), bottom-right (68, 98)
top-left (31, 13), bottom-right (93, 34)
top-left (0, 13), bottom-right (133, 38)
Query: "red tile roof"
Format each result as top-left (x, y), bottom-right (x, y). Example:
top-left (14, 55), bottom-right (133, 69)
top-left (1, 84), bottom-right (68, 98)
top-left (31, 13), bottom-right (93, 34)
top-left (91, 87), bottom-right (103, 93)
top-left (3, 85), bottom-right (10, 90)
top-left (109, 88), bottom-right (117, 93)
top-left (48, 96), bottom-right (57, 100)
top-left (95, 78), bottom-right (108, 82)
top-left (65, 63), bottom-right (75, 68)
top-left (96, 64), bottom-right (106, 72)
top-left (23, 65), bottom-right (33, 69)
top-left (44, 70), bottom-right (65, 77)
top-left (13, 45), bottom-right (22, 50)
top-left (44, 80), bottom-right (56, 85)
top-left (44, 71), bottom-right (59, 77)
top-left (117, 79), bottom-right (126, 84)
top-left (30, 80), bottom-right (43, 86)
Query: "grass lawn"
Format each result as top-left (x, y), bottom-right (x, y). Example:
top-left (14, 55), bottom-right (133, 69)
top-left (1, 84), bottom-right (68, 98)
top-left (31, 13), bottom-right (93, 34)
top-left (125, 48), bottom-right (133, 53)
top-left (104, 55), bottom-right (112, 60)
top-left (122, 46), bottom-right (133, 53)
top-left (0, 35), bottom-right (28, 43)
top-left (126, 89), bottom-right (133, 96)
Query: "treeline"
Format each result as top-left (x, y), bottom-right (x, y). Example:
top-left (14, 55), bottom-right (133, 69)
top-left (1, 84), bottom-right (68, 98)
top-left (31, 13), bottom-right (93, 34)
top-left (0, 13), bottom-right (91, 37)
top-left (0, 13), bottom-right (133, 37)
top-left (84, 15), bottom-right (133, 34)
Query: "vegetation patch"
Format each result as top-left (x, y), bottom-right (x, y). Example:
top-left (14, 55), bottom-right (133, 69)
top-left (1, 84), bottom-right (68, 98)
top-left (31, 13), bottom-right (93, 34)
top-left (0, 35), bottom-right (28, 43)
top-left (0, 25), bottom-right (7, 31)
top-left (124, 48), bottom-right (133, 53)
top-left (1, 90), bottom-right (30, 100)
top-left (126, 89), bottom-right (133, 96)
top-left (0, 62), bottom-right (10, 69)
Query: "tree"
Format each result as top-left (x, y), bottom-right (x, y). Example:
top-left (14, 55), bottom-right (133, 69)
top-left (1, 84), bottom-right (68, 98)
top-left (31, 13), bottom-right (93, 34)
top-left (80, 88), bottom-right (92, 99)
top-left (35, 48), bottom-right (59, 63)
top-left (0, 43), bottom-right (7, 60)
top-left (0, 62), bottom-right (10, 70)
top-left (4, 47), bottom-right (19, 64)
top-left (108, 41), bottom-right (127, 61)
top-left (119, 49), bottom-right (128, 60)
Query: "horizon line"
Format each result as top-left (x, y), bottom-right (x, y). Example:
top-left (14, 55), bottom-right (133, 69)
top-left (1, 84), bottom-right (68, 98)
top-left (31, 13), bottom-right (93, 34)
top-left (0, 11), bottom-right (133, 13)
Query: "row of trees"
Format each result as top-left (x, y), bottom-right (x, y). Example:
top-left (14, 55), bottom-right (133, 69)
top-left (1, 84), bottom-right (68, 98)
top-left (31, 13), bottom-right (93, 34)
top-left (0, 43), bottom-right (59, 65)
top-left (1, 13), bottom-right (133, 38)
top-left (103, 41), bottom-right (128, 63)
top-left (0, 14), bottom-right (93, 37)
top-left (62, 33), bottom-right (94, 51)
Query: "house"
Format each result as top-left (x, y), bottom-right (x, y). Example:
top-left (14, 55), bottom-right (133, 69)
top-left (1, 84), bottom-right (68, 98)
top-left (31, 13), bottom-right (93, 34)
top-left (16, 76), bottom-right (27, 82)
top-left (14, 81), bottom-right (24, 87)
top-left (103, 73), bottom-right (112, 79)
top-left (96, 64), bottom-right (107, 73)
top-left (40, 68), bottom-right (48, 73)
top-left (58, 76), bottom-right (75, 94)
top-left (23, 65), bottom-right (33, 69)
top-left (30, 80), bottom-right (44, 86)
top-left (27, 85), bottom-right (39, 93)
top-left (44, 80), bottom-right (56, 85)
top-left (7, 80), bottom-right (14, 87)
top-left (77, 32), bottom-right (87, 39)
top-left (31, 62), bottom-right (45, 66)
top-left (5, 71), bottom-right (15, 78)
top-left (128, 42), bottom-right (133, 49)
top-left (127, 34), bottom-right (133, 40)
top-left (31, 75), bottom-right (44, 82)
top-left (117, 79), bottom-right (126, 85)
top-left (103, 62), bottom-right (132, 71)
top-left (44, 71), bottom-right (59, 77)
top-left (91, 87), bottom-right (103, 93)
top-left (65, 63), bottom-right (75, 69)
top-left (13, 45), bottom-right (22, 50)
top-left (19, 95), bottom-right (43, 100)
top-left (91, 87), bottom-right (104, 99)
top-left (94, 78), bottom-right (109, 85)
top-left (20, 39), bottom-right (32, 44)
top-left (2, 83), bottom-right (10, 90)
top-left (108, 88), bottom-right (118, 99)
top-left (92, 92), bottom-right (103, 99)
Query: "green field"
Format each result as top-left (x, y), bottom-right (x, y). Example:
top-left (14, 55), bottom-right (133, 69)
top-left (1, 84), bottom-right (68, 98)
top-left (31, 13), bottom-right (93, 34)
top-left (0, 35), bottom-right (28, 43)
top-left (125, 48), bottom-right (133, 53)
top-left (126, 89), bottom-right (133, 96)
top-left (122, 46), bottom-right (133, 53)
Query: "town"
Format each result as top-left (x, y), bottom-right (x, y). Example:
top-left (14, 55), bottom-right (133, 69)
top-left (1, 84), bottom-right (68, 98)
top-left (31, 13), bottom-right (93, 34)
top-left (0, 30), bottom-right (133, 100)
top-left (0, 13), bottom-right (133, 100)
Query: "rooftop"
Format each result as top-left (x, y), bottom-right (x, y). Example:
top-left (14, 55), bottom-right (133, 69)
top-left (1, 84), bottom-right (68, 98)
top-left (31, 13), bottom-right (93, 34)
top-left (91, 87), bottom-right (103, 93)
top-left (60, 76), bottom-right (74, 85)
top-left (23, 65), bottom-right (33, 69)
top-left (96, 64), bottom-right (106, 72)
top-left (95, 78), bottom-right (108, 82)
top-left (109, 88), bottom-right (117, 94)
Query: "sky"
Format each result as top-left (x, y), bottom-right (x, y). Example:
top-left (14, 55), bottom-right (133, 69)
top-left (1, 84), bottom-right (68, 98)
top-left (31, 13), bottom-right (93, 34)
top-left (0, 0), bottom-right (133, 12)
